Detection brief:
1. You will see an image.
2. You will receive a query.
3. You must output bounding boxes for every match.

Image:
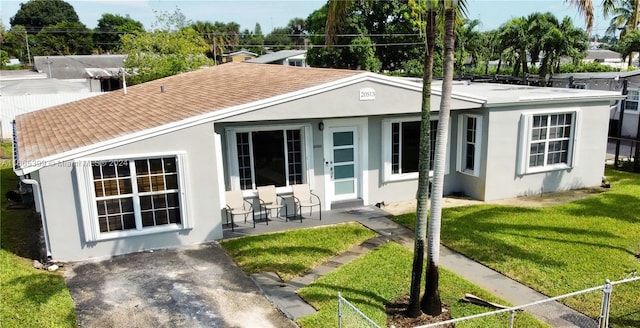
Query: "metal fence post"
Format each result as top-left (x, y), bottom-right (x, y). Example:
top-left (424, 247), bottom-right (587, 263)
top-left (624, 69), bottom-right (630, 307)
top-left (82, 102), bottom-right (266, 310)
top-left (509, 310), bottom-right (516, 328)
top-left (599, 279), bottom-right (613, 328)
top-left (338, 292), bottom-right (342, 328)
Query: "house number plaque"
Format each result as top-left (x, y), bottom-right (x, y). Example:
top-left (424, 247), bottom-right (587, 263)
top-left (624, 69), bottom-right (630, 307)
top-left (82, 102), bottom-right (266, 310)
top-left (359, 87), bottom-right (376, 101)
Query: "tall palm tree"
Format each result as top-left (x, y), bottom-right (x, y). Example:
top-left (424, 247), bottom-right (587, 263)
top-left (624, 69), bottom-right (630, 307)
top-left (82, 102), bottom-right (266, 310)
top-left (566, 0), bottom-right (619, 33)
top-left (455, 18), bottom-right (482, 75)
top-left (421, 0), bottom-right (458, 315)
top-left (326, 0), bottom-right (436, 317)
top-left (498, 17), bottom-right (530, 78)
top-left (326, 0), bottom-right (466, 317)
top-left (605, 0), bottom-right (639, 36)
top-left (406, 1), bottom-right (438, 317)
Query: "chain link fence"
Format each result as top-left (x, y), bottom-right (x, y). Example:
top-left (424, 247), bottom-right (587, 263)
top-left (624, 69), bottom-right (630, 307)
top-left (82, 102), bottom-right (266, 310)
top-left (338, 275), bottom-right (640, 328)
top-left (338, 292), bottom-right (381, 328)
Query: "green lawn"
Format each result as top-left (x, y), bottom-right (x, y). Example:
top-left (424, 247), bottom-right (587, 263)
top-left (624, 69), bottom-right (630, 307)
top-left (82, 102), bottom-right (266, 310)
top-left (297, 242), bottom-right (547, 328)
top-left (393, 168), bottom-right (640, 327)
top-left (221, 223), bottom-right (377, 281)
top-left (1, 151), bottom-right (77, 327)
top-left (221, 223), bottom-right (547, 327)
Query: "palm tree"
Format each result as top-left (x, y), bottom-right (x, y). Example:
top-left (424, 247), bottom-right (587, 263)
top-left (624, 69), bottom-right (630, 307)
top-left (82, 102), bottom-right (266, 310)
top-left (606, 0), bottom-right (639, 36)
top-left (605, 0), bottom-right (639, 65)
top-left (566, 0), bottom-right (619, 33)
top-left (421, 0), bottom-right (459, 316)
top-left (498, 17), bottom-right (530, 78)
top-left (455, 18), bottom-right (482, 75)
top-left (326, 0), bottom-right (436, 317)
top-left (326, 0), bottom-right (465, 318)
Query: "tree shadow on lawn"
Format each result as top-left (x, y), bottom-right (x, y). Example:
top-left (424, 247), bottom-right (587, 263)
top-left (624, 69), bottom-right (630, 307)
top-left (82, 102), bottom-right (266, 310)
top-left (6, 271), bottom-right (71, 307)
top-left (224, 244), bottom-right (342, 279)
top-left (442, 206), bottom-right (620, 268)
top-left (301, 282), bottom-right (393, 311)
top-left (559, 193), bottom-right (640, 224)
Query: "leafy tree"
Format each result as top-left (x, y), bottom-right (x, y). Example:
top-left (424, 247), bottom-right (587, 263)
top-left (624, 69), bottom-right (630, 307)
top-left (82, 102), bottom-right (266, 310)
top-left (618, 30), bottom-right (640, 66)
top-left (239, 26), bottom-right (265, 56)
top-left (151, 7), bottom-right (190, 32)
top-left (94, 14), bottom-right (144, 53)
top-left (191, 21), bottom-right (241, 62)
top-left (35, 21), bottom-right (93, 55)
top-left (264, 27), bottom-right (297, 51)
top-left (349, 36), bottom-right (381, 71)
top-left (9, 0), bottom-right (79, 34)
top-left (308, 1), bottom-right (424, 72)
top-left (120, 27), bottom-right (212, 84)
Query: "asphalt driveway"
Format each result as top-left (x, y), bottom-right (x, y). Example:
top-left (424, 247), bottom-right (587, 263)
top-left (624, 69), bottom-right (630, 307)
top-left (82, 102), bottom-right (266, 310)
top-left (64, 242), bottom-right (298, 328)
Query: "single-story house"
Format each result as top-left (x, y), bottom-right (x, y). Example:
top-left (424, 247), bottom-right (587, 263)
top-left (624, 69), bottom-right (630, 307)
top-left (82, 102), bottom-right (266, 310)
top-left (550, 70), bottom-right (640, 138)
top-left (13, 63), bottom-right (623, 261)
top-left (222, 50), bottom-right (258, 63)
top-left (583, 49), bottom-right (625, 69)
top-left (33, 55), bottom-right (126, 92)
top-left (246, 50), bottom-right (307, 67)
top-left (0, 78), bottom-right (103, 139)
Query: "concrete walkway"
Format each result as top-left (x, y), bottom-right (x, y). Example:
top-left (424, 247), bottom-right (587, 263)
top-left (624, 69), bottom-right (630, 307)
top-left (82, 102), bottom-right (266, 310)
top-left (241, 207), bottom-right (597, 327)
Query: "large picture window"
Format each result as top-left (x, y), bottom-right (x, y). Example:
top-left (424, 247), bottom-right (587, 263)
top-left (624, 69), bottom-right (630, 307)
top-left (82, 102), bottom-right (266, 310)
top-left (521, 112), bottom-right (577, 173)
top-left (228, 125), bottom-right (309, 191)
top-left (77, 154), bottom-right (189, 242)
top-left (383, 118), bottom-right (439, 182)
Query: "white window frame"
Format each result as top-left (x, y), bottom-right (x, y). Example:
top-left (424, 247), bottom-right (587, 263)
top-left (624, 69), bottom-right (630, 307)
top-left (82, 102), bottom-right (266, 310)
top-left (624, 88), bottom-right (639, 112)
top-left (382, 116), bottom-right (448, 182)
top-left (518, 110), bottom-right (581, 175)
top-left (76, 152), bottom-right (191, 242)
top-left (456, 114), bottom-right (482, 177)
top-left (225, 123), bottom-right (314, 196)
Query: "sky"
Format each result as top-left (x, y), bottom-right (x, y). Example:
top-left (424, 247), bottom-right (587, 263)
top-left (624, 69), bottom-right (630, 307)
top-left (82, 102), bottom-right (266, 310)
top-left (0, 0), bottom-right (611, 36)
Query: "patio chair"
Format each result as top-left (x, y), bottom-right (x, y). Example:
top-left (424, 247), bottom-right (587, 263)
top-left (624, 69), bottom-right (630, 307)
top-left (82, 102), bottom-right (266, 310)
top-left (257, 185), bottom-right (287, 222)
top-left (291, 184), bottom-right (321, 222)
top-left (225, 190), bottom-right (255, 231)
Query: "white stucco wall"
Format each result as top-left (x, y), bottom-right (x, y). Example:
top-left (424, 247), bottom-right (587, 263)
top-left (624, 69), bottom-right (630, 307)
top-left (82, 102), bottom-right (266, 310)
top-left (483, 102), bottom-right (610, 201)
top-left (37, 123), bottom-right (222, 261)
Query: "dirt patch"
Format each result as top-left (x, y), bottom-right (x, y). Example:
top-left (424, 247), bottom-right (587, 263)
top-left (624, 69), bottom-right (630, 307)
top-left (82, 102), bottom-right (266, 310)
top-left (386, 295), bottom-right (453, 328)
top-left (489, 188), bottom-right (605, 208)
top-left (381, 188), bottom-right (606, 216)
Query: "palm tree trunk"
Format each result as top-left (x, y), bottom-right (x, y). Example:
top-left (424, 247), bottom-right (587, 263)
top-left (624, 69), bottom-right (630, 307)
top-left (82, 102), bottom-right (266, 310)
top-left (407, 8), bottom-right (437, 318)
top-left (421, 2), bottom-right (456, 316)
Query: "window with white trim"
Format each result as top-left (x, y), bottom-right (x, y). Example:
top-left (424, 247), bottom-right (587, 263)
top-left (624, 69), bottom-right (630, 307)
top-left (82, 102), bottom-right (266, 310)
top-left (625, 89), bottom-right (639, 112)
top-left (77, 154), bottom-right (190, 242)
top-left (524, 112), bottom-right (576, 172)
top-left (228, 125), bottom-right (310, 190)
top-left (383, 118), bottom-right (438, 181)
top-left (457, 114), bottom-right (482, 176)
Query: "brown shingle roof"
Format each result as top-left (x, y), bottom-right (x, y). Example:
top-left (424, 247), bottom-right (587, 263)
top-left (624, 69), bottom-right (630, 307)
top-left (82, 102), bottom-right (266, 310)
top-left (15, 62), bottom-right (361, 163)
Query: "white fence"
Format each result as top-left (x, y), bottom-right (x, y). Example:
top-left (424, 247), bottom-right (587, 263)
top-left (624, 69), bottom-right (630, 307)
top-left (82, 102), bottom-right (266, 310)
top-left (338, 275), bottom-right (640, 328)
top-left (0, 92), bottom-right (103, 139)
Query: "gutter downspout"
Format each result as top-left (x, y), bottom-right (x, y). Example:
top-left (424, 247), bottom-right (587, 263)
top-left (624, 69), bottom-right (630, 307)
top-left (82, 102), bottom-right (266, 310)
top-left (19, 177), bottom-right (52, 260)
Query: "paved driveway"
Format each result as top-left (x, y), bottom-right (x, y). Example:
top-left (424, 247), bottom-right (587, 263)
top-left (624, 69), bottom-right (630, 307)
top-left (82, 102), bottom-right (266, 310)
top-left (64, 243), bottom-right (298, 328)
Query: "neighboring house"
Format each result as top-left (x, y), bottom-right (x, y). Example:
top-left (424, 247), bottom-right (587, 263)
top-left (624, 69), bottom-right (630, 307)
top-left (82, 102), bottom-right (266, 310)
top-left (222, 50), bottom-right (258, 63)
top-left (550, 70), bottom-right (640, 138)
top-left (246, 50), bottom-right (307, 67)
top-left (583, 49), bottom-right (625, 69)
top-left (13, 63), bottom-right (622, 261)
top-left (0, 78), bottom-right (103, 139)
top-left (33, 55), bottom-right (126, 92)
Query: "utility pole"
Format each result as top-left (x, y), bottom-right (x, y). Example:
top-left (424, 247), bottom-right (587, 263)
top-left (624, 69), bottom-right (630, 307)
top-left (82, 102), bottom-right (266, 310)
top-left (25, 33), bottom-right (32, 66)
